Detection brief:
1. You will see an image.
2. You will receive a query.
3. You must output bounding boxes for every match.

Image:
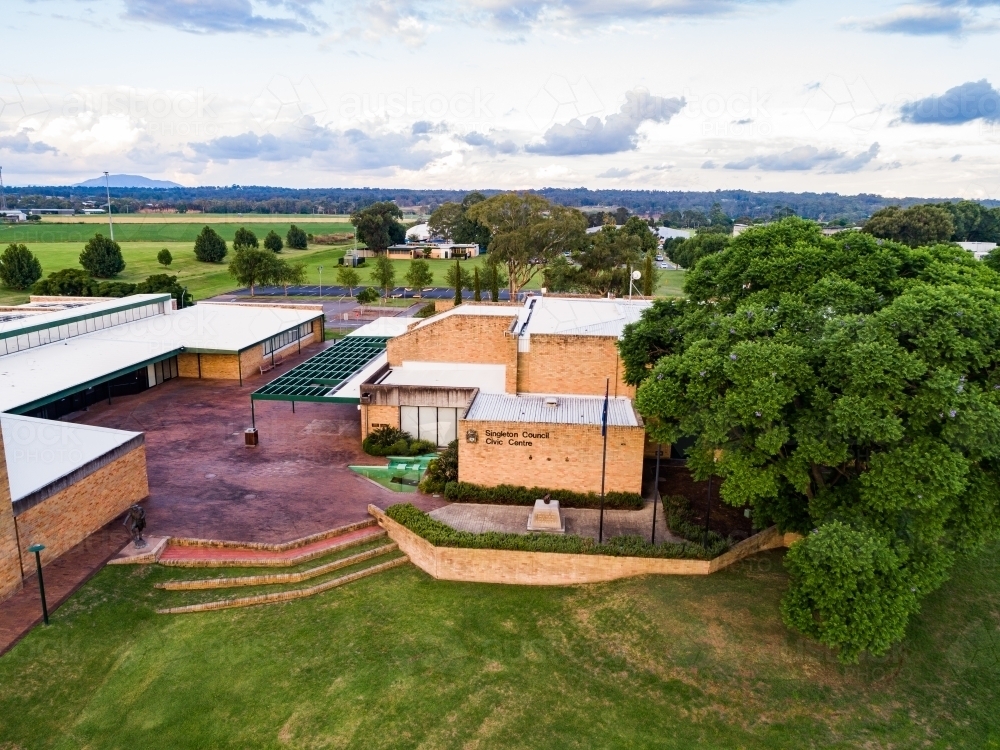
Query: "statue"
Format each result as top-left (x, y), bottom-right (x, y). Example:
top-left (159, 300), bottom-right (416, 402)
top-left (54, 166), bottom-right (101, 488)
top-left (123, 504), bottom-right (147, 549)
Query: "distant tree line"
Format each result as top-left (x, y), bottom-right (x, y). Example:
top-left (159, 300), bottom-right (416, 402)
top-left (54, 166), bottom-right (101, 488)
top-left (6, 186), bottom-right (997, 224)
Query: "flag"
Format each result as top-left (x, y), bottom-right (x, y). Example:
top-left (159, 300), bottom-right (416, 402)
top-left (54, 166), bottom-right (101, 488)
top-left (601, 380), bottom-right (609, 437)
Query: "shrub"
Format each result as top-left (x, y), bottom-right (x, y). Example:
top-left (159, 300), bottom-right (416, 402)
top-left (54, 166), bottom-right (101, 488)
top-left (33, 268), bottom-right (93, 296)
top-left (135, 273), bottom-right (192, 307)
top-left (362, 426), bottom-right (437, 457)
top-left (0, 243), bottom-right (42, 290)
top-left (157, 248), bottom-right (172, 266)
top-left (443, 481), bottom-right (644, 510)
top-left (233, 227), bottom-right (259, 250)
top-left (263, 230), bottom-right (283, 253)
top-left (414, 302), bottom-right (436, 318)
top-left (79, 234), bottom-right (125, 278)
top-left (385, 504), bottom-right (714, 559)
top-left (194, 226), bottom-right (227, 263)
top-left (287, 224), bottom-right (308, 249)
top-left (420, 440), bottom-right (458, 493)
top-left (661, 495), bottom-right (731, 555)
top-left (356, 287), bottom-right (379, 305)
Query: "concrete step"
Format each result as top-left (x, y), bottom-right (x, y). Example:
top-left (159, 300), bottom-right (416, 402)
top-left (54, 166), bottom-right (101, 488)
top-left (155, 543), bottom-right (399, 590)
top-left (156, 555), bottom-right (410, 614)
top-left (166, 519), bottom-right (377, 552)
top-left (158, 526), bottom-right (386, 568)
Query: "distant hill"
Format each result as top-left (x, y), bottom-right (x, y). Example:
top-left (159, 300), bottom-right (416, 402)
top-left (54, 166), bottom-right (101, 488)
top-left (74, 174), bottom-right (182, 189)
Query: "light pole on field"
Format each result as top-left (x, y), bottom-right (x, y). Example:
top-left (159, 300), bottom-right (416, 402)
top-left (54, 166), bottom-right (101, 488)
top-left (28, 544), bottom-right (49, 625)
top-left (103, 172), bottom-right (114, 241)
top-left (318, 266), bottom-right (323, 298)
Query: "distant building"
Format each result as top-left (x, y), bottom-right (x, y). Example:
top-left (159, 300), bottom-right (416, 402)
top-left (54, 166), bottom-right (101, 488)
top-left (26, 208), bottom-right (75, 216)
top-left (958, 241), bottom-right (997, 260)
top-left (657, 227), bottom-right (693, 241)
top-left (0, 210), bottom-right (27, 223)
top-left (406, 223), bottom-right (431, 242)
top-left (388, 243), bottom-right (480, 260)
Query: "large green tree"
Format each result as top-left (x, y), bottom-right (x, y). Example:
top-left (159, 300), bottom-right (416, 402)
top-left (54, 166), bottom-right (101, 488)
top-left (621, 218), bottom-right (1000, 662)
top-left (350, 202), bottom-right (406, 253)
top-left (405, 259), bottom-right (433, 290)
top-left (233, 227), bottom-right (259, 251)
top-left (371, 253), bottom-right (396, 297)
top-left (0, 244), bottom-right (42, 290)
top-left (864, 204), bottom-right (955, 248)
top-left (466, 192), bottom-right (587, 296)
top-left (79, 234), bottom-right (126, 278)
top-left (194, 226), bottom-right (228, 263)
top-left (228, 246), bottom-right (280, 296)
top-left (428, 192), bottom-right (491, 247)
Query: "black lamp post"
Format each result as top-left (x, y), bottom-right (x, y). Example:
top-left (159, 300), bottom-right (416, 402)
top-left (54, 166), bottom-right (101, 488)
top-left (28, 543), bottom-right (48, 625)
top-left (651, 444), bottom-right (661, 545)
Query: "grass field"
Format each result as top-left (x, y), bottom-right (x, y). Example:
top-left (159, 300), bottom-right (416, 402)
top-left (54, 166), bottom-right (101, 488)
top-left (0, 542), bottom-right (997, 748)
top-left (0, 220), bottom-right (687, 304)
top-left (0, 220), bottom-right (354, 244)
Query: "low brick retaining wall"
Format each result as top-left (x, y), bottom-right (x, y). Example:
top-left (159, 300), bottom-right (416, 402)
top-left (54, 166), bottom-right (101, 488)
top-left (368, 504), bottom-right (800, 585)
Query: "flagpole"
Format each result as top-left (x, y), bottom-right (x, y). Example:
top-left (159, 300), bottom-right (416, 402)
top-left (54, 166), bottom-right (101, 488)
top-left (598, 377), bottom-right (609, 544)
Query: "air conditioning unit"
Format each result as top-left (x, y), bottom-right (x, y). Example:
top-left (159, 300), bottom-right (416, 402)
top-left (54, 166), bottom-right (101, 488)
top-left (544, 397), bottom-right (558, 408)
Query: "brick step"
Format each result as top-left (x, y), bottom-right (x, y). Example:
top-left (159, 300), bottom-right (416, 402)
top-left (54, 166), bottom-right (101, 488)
top-left (158, 526), bottom-right (386, 568)
top-left (155, 543), bottom-right (399, 590)
top-left (156, 556), bottom-right (410, 614)
top-left (167, 519), bottom-right (377, 552)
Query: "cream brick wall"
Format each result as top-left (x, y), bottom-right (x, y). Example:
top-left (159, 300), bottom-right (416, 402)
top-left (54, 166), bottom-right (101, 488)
top-left (13, 446), bottom-right (149, 570)
top-left (458, 419), bottom-right (644, 494)
top-left (361, 405), bottom-right (400, 440)
top-left (387, 312), bottom-right (519, 392)
top-left (517, 334), bottom-right (634, 398)
top-left (0, 436), bottom-right (21, 603)
top-left (178, 319), bottom-right (322, 380)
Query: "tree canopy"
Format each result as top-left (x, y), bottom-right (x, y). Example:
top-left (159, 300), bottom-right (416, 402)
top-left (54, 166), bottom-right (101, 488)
top-left (157, 248), bottom-right (172, 267)
top-left (233, 227), bottom-right (259, 251)
top-left (194, 226), bottom-right (227, 263)
top-left (863, 205), bottom-right (955, 248)
top-left (405, 259), bottom-right (433, 290)
top-left (371, 254), bottom-right (396, 296)
top-left (428, 192), bottom-right (491, 247)
top-left (286, 224), bottom-right (308, 250)
top-left (620, 218), bottom-right (1000, 662)
top-left (228, 246), bottom-right (280, 296)
top-left (466, 192), bottom-right (587, 295)
top-left (79, 234), bottom-right (126, 278)
top-left (350, 202), bottom-right (405, 253)
top-left (263, 230), bottom-right (283, 253)
top-left (0, 244), bottom-right (42, 290)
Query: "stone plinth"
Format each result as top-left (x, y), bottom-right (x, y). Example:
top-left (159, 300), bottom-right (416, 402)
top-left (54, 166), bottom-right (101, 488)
top-left (527, 497), bottom-right (564, 534)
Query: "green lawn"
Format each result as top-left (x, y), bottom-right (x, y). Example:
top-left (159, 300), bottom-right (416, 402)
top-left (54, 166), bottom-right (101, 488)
top-left (1, 542), bottom-right (998, 748)
top-left (0, 220), bottom-right (354, 244)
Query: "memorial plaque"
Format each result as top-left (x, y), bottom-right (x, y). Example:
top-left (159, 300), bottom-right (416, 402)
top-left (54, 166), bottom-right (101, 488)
top-left (527, 496), bottom-right (565, 534)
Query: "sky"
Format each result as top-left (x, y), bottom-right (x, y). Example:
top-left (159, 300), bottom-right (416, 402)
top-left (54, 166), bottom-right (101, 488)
top-left (1, 0), bottom-right (999, 197)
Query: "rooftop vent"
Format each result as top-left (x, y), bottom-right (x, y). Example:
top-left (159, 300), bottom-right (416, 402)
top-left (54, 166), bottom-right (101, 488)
top-left (544, 397), bottom-right (558, 408)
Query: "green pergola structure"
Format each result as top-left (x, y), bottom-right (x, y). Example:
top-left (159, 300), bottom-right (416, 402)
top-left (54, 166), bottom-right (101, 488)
top-left (251, 336), bottom-right (389, 411)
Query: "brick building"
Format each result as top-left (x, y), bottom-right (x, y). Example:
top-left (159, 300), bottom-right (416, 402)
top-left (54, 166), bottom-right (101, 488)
top-left (0, 294), bottom-right (325, 603)
top-left (358, 296), bottom-right (653, 494)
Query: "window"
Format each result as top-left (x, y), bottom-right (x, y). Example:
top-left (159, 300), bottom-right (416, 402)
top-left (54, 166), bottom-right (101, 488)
top-left (262, 322), bottom-right (313, 355)
top-left (399, 406), bottom-right (459, 447)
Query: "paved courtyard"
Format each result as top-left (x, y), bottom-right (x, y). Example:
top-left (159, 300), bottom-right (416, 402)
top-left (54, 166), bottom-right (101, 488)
top-left (74, 342), bottom-right (446, 544)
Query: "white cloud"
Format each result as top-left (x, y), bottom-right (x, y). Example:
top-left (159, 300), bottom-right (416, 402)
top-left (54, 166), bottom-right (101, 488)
top-left (725, 143), bottom-right (880, 173)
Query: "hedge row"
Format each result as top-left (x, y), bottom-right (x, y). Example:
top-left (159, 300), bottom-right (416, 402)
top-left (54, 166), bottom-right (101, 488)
top-left (384, 503), bottom-right (719, 560)
top-left (442, 481), bottom-right (643, 510)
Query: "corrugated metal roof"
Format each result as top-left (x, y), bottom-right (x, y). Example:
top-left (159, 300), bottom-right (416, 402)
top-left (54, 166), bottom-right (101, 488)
top-left (521, 297), bottom-right (652, 338)
top-left (464, 393), bottom-right (638, 427)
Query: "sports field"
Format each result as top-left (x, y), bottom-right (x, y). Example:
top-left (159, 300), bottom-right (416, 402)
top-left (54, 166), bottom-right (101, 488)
top-left (0, 218), bottom-right (686, 304)
top-left (0, 542), bottom-right (997, 748)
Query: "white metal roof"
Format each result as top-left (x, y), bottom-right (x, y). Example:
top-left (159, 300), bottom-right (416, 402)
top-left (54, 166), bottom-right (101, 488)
top-left (519, 297), bottom-right (652, 338)
top-left (86, 302), bottom-right (323, 353)
top-left (348, 317), bottom-right (418, 338)
top-left (464, 392), bottom-right (638, 426)
top-left (0, 294), bottom-right (170, 339)
top-left (379, 362), bottom-right (506, 393)
top-left (327, 352), bottom-right (389, 400)
top-left (0, 336), bottom-right (182, 414)
top-left (3, 413), bottom-right (142, 504)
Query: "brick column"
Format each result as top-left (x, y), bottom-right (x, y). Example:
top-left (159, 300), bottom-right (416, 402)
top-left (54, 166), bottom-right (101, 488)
top-left (0, 428), bottom-right (24, 603)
